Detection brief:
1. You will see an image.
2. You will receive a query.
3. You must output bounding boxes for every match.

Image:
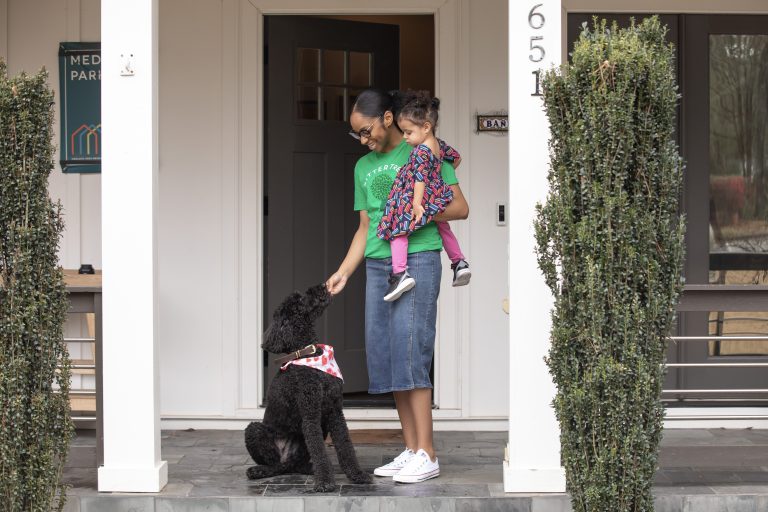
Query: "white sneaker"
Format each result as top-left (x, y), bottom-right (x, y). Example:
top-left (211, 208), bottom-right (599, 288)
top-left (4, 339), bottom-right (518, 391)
top-left (392, 448), bottom-right (440, 483)
top-left (374, 448), bottom-right (415, 477)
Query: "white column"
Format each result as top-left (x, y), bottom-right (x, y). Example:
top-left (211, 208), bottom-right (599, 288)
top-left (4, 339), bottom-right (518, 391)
top-left (504, 0), bottom-right (566, 493)
top-left (98, 0), bottom-right (167, 492)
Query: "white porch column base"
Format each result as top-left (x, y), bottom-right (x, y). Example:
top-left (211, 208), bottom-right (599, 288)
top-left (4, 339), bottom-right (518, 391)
top-left (97, 462), bottom-right (168, 493)
top-left (503, 464), bottom-right (566, 493)
top-left (505, 0), bottom-right (565, 494)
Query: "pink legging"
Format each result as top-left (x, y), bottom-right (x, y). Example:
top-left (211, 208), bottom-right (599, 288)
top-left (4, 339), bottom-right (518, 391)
top-left (391, 221), bottom-right (465, 274)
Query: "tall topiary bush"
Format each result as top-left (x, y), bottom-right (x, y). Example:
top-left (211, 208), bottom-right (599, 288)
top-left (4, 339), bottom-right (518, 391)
top-left (0, 62), bottom-right (73, 511)
top-left (534, 17), bottom-right (685, 512)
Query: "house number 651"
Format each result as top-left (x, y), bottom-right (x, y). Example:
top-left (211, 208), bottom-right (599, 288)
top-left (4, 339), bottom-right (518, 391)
top-left (528, 3), bottom-right (545, 63)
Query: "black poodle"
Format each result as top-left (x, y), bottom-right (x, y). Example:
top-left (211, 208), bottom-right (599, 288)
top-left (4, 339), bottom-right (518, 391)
top-left (244, 284), bottom-right (372, 492)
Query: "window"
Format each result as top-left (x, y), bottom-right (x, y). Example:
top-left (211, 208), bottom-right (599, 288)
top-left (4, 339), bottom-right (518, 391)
top-left (295, 48), bottom-right (372, 121)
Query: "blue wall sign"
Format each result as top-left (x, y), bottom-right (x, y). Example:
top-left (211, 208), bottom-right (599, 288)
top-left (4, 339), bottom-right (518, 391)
top-left (58, 42), bottom-right (101, 173)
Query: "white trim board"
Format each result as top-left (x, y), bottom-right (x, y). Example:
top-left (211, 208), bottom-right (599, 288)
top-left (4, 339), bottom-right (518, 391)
top-left (563, 0), bottom-right (768, 13)
top-left (248, 0), bottom-right (452, 14)
top-left (64, 0), bottom-right (83, 271)
top-left (238, 0), bottom-right (263, 411)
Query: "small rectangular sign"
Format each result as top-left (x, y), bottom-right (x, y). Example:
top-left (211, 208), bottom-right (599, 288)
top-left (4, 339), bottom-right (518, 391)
top-left (59, 42), bottom-right (101, 173)
top-left (477, 114), bottom-right (508, 132)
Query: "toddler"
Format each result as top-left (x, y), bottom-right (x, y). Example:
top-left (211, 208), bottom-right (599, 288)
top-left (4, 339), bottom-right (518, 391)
top-left (376, 91), bottom-right (471, 302)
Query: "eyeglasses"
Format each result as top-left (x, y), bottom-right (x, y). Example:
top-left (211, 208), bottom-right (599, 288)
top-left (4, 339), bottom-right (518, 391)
top-left (348, 116), bottom-right (382, 140)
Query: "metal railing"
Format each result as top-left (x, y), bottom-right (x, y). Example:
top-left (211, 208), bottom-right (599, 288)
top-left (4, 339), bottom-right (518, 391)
top-left (662, 285), bottom-right (768, 420)
top-left (664, 335), bottom-right (768, 392)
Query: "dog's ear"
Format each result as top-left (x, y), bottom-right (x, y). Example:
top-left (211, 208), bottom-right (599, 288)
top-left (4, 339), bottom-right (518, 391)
top-left (261, 321), bottom-right (280, 352)
top-left (303, 283), bottom-right (331, 315)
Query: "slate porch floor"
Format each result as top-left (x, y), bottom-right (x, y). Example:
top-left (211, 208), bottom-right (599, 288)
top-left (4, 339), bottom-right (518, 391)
top-left (62, 428), bottom-right (768, 511)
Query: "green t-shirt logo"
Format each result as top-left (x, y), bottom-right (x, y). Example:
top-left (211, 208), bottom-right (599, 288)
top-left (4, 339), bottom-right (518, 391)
top-left (371, 173), bottom-right (395, 202)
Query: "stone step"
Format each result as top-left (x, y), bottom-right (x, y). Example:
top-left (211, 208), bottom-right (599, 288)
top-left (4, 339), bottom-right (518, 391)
top-left (61, 492), bottom-right (768, 512)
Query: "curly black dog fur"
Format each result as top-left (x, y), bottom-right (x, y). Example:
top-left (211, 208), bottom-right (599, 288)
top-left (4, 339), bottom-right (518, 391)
top-left (244, 284), bottom-right (372, 492)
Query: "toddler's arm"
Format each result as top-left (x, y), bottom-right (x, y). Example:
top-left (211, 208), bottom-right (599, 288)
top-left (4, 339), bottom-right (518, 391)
top-left (439, 139), bottom-right (462, 168)
top-left (409, 147), bottom-right (430, 223)
top-left (412, 182), bottom-right (426, 223)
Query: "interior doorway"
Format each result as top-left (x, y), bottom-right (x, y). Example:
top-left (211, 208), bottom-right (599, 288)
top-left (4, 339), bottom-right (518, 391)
top-left (263, 15), bottom-right (435, 407)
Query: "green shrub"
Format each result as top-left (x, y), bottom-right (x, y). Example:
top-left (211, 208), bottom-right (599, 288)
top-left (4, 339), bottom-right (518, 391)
top-left (0, 62), bottom-right (73, 512)
top-left (535, 17), bottom-right (685, 512)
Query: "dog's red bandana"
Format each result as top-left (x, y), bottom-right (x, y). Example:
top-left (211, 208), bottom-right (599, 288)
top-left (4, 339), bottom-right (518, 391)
top-left (280, 344), bottom-right (344, 381)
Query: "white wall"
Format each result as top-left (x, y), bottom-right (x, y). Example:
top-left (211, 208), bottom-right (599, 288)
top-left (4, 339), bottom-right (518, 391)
top-left (156, 0), bottom-right (229, 417)
top-left (1, 0), bottom-right (512, 425)
top-left (465, 0), bottom-right (510, 417)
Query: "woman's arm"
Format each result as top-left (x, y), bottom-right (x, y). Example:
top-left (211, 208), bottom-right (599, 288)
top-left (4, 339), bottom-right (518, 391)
top-left (326, 210), bottom-right (370, 295)
top-left (433, 184), bottom-right (469, 221)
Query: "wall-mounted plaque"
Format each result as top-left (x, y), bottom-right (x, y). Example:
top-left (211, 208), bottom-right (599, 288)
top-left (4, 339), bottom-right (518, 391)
top-left (59, 42), bottom-right (101, 173)
top-left (477, 114), bottom-right (508, 132)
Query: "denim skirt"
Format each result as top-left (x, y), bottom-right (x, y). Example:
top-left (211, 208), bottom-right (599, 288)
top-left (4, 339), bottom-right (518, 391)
top-left (365, 250), bottom-right (441, 393)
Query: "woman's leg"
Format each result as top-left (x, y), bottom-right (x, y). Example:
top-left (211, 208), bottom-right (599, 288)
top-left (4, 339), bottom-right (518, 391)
top-left (365, 258), bottom-right (393, 393)
top-left (394, 389), bottom-right (435, 459)
top-left (393, 391), bottom-right (417, 450)
top-left (436, 221), bottom-right (465, 264)
top-left (391, 250), bottom-right (441, 462)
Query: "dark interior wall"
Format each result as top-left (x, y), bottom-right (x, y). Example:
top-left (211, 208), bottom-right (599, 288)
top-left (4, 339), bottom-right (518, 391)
top-left (320, 15), bottom-right (435, 94)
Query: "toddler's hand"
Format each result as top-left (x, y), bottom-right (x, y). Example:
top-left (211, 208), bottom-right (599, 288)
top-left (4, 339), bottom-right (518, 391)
top-left (413, 203), bottom-right (425, 224)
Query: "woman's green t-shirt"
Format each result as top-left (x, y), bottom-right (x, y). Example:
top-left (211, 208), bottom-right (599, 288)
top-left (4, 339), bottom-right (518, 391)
top-left (353, 139), bottom-right (458, 259)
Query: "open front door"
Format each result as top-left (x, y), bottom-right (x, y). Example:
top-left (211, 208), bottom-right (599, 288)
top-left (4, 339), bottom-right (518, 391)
top-left (264, 16), bottom-right (399, 398)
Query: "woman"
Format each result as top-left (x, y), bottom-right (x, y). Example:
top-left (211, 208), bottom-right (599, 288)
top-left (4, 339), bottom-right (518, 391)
top-left (325, 89), bottom-right (469, 483)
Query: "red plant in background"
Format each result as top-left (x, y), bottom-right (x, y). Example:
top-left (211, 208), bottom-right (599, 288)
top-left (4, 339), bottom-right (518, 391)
top-left (710, 175), bottom-right (746, 226)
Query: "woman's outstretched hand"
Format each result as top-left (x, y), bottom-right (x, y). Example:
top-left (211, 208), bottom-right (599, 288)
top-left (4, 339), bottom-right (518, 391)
top-left (326, 271), bottom-right (348, 296)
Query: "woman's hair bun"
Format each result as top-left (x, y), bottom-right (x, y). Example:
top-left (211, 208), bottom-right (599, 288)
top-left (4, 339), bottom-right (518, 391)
top-left (410, 90), bottom-right (439, 111)
top-left (397, 90), bottom-right (441, 128)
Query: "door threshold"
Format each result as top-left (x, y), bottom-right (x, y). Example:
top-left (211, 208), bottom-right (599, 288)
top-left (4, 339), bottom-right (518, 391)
top-left (343, 392), bottom-right (395, 408)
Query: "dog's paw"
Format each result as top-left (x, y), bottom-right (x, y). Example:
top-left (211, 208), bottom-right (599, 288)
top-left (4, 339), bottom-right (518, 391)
top-left (349, 471), bottom-right (373, 484)
top-left (246, 466), bottom-right (273, 480)
top-left (312, 481), bottom-right (338, 493)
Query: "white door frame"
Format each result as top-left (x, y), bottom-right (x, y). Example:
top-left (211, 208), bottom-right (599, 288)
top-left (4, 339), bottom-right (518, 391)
top-left (234, 0), bottom-right (472, 421)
